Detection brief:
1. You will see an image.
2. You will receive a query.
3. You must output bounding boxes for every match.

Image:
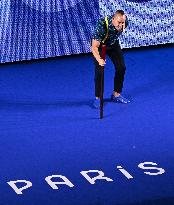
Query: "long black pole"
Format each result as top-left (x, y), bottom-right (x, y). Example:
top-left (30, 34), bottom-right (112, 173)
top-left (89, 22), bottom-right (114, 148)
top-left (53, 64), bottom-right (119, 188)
top-left (100, 45), bottom-right (106, 119)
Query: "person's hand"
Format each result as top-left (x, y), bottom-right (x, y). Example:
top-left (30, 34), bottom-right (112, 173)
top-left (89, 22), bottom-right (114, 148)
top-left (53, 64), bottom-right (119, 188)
top-left (98, 58), bottom-right (106, 67)
top-left (122, 15), bottom-right (126, 32)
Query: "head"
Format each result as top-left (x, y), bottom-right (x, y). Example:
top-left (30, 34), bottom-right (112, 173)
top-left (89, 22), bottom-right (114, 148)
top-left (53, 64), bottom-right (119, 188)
top-left (112, 10), bottom-right (126, 31)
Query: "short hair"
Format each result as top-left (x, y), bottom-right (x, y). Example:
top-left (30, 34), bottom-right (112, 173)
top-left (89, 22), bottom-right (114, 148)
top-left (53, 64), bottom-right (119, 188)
top-left (114, 10), bottom-right (125, 17)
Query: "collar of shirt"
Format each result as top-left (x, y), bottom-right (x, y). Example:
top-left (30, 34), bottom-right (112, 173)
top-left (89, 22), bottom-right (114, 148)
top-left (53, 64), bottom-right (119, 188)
top-left (108, 16), bottom-right (116, 30)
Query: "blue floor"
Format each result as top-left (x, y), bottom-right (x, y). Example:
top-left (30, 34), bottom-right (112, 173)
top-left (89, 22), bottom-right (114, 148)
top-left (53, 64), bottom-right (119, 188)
top-left (1, 44), bottom-right (174, 205)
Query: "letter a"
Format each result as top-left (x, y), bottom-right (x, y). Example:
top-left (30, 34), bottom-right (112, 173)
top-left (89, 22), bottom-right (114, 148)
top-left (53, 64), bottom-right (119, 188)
top-left (45, 175), bottom-right (74, 189)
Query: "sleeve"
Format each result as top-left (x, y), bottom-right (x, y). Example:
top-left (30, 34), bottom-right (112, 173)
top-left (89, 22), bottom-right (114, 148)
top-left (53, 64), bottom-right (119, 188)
top-left (92, 18), bottom-right (106, 42)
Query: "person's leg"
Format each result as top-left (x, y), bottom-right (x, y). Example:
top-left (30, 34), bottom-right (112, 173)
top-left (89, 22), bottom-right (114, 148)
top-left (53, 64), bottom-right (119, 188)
top-left (92, 60), bottom-right (101, 108)
top-left (93, 45), bottom-right (104, 98)
top-left (107, 41), bottom-right (130, 103)
top-left (92, 47), bottom-right (104, 108)
top-left (107, 41), bottom-right (126, 95)
top-left (94, 57), bottom-right (103, 98)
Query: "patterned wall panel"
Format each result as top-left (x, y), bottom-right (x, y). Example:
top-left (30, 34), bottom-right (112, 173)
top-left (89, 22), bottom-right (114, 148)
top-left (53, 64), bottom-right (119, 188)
top-left (0, 0), bottom-right (173, 63)
top-left (0, 0), bottom-right (99, 63)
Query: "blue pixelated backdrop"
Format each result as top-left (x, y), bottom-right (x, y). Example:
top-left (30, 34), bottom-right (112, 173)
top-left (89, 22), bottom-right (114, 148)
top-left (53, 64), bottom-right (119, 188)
top-left (0, 0), bottom-right (174, 63)
top-left (0, 0), bottom-right (99, 63)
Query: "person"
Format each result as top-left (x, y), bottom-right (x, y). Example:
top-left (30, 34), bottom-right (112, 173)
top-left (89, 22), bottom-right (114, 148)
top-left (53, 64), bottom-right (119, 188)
top-left (91, 10), bottom-right (130, 109)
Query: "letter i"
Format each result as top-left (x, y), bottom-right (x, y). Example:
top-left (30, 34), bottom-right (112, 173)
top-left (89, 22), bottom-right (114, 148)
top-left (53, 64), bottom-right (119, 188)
top-left (117, 166), bottom-right (134, 179)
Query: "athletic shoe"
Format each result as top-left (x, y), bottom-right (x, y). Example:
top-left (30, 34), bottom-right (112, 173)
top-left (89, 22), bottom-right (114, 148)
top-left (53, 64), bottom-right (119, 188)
top-left (92, 98), bottom-right (100, 109)
top-left (111, 94), bottom-right (130, 104)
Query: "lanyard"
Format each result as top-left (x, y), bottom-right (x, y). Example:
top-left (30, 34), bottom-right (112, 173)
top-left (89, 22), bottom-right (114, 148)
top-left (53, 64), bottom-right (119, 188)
top-left (102, 16), bottom-right (109, 44)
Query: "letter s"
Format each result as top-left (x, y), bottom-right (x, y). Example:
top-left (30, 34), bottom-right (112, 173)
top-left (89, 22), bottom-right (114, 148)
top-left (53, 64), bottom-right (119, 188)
top-left (138, 162), bottom-right (165, 176)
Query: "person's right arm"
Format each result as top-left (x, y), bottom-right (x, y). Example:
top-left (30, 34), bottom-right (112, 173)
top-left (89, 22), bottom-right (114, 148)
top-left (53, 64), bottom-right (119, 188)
top-left (91, 18), bottom-right (106, 67)
top-left (91, 39), bottom-right (106, 67)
